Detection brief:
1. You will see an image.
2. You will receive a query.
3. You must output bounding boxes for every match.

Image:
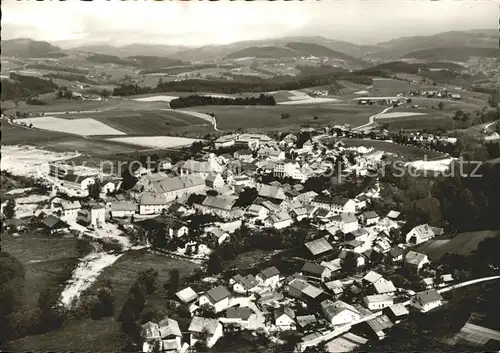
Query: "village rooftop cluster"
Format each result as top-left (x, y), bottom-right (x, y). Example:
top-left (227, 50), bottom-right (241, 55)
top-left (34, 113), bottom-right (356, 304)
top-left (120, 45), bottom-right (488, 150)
top-left (2, 125), bottom-right (468, 353)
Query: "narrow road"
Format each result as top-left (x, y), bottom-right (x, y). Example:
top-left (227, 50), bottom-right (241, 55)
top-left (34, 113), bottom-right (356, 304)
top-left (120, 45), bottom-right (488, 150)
top-left (353, 107), bottom-right (393, 132)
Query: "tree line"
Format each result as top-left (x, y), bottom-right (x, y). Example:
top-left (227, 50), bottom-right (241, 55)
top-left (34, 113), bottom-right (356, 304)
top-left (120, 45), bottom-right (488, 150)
top-left (1, 73), bottom-right (57, 101)
top-left (169, 94), bottom-right (276, 109)
top-left (112, 70), bottom-right (377, 96)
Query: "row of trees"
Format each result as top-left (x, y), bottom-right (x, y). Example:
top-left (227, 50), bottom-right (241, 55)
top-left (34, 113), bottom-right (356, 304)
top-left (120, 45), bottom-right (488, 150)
top-left (169, 94), bottom-right (276, 109)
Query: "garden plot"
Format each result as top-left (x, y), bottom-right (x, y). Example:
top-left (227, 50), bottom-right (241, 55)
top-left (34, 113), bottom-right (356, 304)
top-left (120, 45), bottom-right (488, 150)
top-left (133, 95), bottom-right (179, 102)
top-left (377, 112), bottom-right (427, 119)
top-left (107, 136), bottom-right (201, 149)
top-left (15, 117), bottom-right (126, 136)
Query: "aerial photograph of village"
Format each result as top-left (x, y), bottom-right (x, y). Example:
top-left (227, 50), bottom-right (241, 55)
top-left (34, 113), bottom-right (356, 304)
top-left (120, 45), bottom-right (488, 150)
top-left (1, 1), bottom-right (499, 352)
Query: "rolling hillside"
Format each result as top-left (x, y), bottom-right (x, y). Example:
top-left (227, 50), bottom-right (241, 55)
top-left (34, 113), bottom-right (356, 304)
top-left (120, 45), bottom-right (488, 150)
top-left (224, 42), bottom-right (365, 66)
top-left (68, 43), bottom-right (187, 58)
top-left (170, 36), bottom-right (375, 61)
top-left (403, 47), bottom-right (500, 61)
top-left (370, 29), bottom-right (498, 59)
top-left (2, 38), bottom-right (62, 58)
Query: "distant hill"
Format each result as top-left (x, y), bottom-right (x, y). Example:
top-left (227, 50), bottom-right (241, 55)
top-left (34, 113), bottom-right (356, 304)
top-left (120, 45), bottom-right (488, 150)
top-left (85, 54), bottom-right (185, 69)
top-left (170, 36), bottom-right (375, 62)
top-left (371, 29), bottom-right (498, 59)
top-left (224, 42), bottom-right (366, 66)
top-left (70, 43), bottom-right (187, 58)
top-left (402, 47), bottom-right (500, 61)
top-left (2, 38), bottom-right (62, 58)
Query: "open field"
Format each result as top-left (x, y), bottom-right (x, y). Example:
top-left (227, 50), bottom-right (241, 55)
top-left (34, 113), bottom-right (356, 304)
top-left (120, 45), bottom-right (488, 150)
top-left (2, 123), bottom-right (148, 157)
top-left (107, 136), bottom-right (202, 149)
top-left (2, 233), bottom-right (80, 308)
top-left (413, 230), bottom-right (500, 261)
top-left (377, 114), bottom-right (454, 131)
top-left (6, 317), bottom-right (123, 352)
top-left (93, 110), bottom-right (210, 135)
top-left (183, 104), bottom-right (382, 131)
top-left (339, 138), bottom-right (446, 159)
top-left (16, 116), bottom-right (126, 136)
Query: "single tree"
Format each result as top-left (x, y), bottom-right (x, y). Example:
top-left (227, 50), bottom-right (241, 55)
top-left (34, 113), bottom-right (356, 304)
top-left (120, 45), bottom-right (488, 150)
top-left (3, 199), bottom-right (16, 219)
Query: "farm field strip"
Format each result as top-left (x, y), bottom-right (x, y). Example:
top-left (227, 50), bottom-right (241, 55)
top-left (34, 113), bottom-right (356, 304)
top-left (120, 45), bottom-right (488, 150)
top-left (133, 95), bottom-right (179, 102)
top-left (106, 135), bottom-right (202, 149)
top-left (15, 116), bottom-right (126, 136)
top-left (377, 112), bottom-right (427, 119)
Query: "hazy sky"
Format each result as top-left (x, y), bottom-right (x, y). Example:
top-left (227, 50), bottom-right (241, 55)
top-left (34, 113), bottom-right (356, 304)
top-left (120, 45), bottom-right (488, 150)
top-left (2, 0), bottom-right (497, 47)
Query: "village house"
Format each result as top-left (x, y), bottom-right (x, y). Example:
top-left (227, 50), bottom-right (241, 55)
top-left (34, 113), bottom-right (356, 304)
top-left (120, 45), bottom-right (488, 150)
top-left (41, 215), bottom-right (69, 235)
top-left (141, 321), bottom-right (161, 352)
top-left (138, 192), bottom-right (169, 215)
top-left (410, 289), bottom-right (443, 312)
top-left (372, 279), bottom-right (397, 295)
top-left (273, 161), bottom-right (311, 182)
top-left (230, 274), bottom-right (259, 294)
top-left (363, 294), bottom-right (394, 311)
top-left (51, 198), bottom-right (81, 220)
top-left (256, 266), bottom-right (280, 289)
top-left (405, 251), bottom-right (430, 273)
top-left (331, 213), bottom-right (359, 234)
top-left (263, 210), bottom-right (293, 229)
top-left (362, 271), bottom-right (385, 287)
top-left (274, 307), bottom-right (296, 330)
top-left (77, 202), bottom-right (106, 228)
top-left (258, 147), bottom-right (285, 161)
top-left (188, 316), bottom-right (223, 348)
top-left (311, 196), bottom-right (356, 215)
top-left (296, 314), bottom-right (318, 332)
top-left (195, 195), bottom-right (240, 219)
top-left (256, 184), bottom-right (287, 201)
top-left (320, 299), bottom-right (362, 326)
top-left (176, 287), bottom-right (198, 304)
top-left (109, 201), bottom-right (137, 218)
top-left (300, 261), bottom-right (332, 282)
top-left (360, 210), bottom-right (380, 226)
top-left (383, 304), bottom-right (409, 324)
top-left (388, 246), bottom-right (404, 263)
top-left (198, 285), bottom-right (231, 313)
top-left (324, 280), bottom-right (344, 298)
top-left (137, 174), bottom-right (206, 203)
top-left (362, 314), bottom-right (394, 340)
top-left (159, 317), bottom-right (182, 352)
top-left (234, 149), bottom-right (253, 160)
top-left (179, 154), bottom-right (223, 178)
top-left (205, 173), bottom-right (225, 189)
top-left (205, 227), bottom-right (230, 245)
top-left (58, 174), bottom-right (96, 196)
top-left (245, 204), bottom-right (269, 220)
top-left (304, 237), bottom-right (334, 258)
top-left (405, 224), bottom-right (444, 244)
top-left (347, 228), bottom-right (370, 242)
top-left (224, 307), bottom-right (253, 327)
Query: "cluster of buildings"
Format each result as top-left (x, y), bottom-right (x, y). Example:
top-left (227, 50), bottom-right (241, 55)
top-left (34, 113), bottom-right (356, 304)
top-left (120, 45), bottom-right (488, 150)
top-left (17, 129), bottom-right (457, 352)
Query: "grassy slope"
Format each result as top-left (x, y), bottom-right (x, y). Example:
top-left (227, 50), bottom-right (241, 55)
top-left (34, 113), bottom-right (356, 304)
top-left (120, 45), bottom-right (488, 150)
top-left (2, 233), bottom-right (80, 308)
top-left (7, 250), bottom-right (199, 352)
top-left (413, 230), bottom-right (500, 261)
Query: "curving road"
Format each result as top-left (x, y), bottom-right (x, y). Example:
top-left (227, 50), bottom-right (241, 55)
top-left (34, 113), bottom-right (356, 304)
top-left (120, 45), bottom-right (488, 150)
top-left (353, 107), bottom-right (393, 132)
